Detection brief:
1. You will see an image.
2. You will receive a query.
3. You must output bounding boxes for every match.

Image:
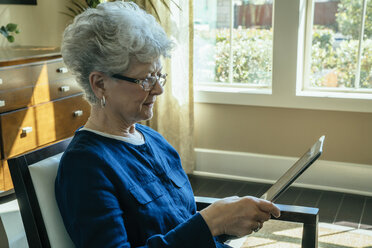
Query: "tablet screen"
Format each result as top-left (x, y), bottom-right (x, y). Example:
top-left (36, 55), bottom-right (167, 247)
top-left (261, 136), bottom-right (325, 202)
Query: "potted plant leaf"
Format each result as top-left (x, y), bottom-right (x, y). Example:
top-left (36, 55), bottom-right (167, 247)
top-left (62, 0), bottom-right (180, 22)
top-left (0, 23), bottom-right (20, 43)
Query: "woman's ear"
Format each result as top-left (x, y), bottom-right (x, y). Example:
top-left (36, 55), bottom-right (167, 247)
top-left (89, 71), bottom-right (106, 98)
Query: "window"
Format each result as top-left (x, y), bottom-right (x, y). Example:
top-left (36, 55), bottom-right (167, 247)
top-left (194, 0), bottom-right (273, 89)
top-left (303, 0), bottom-right (372, 94)
top-left (194, 0), bottom-right (372, 113)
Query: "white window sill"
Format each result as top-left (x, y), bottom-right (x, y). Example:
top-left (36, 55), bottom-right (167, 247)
top-left (195, 84), bottom-right (272, 95)
top-left (297, 90), bottom-right (372, 100)
top-left (194, 85), bottom-right (372, 113)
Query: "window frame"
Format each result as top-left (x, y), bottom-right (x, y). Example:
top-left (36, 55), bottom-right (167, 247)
top-left (303, 0), bottom-right (371, 93)
top-left (195, 0), bottom-right (274, 88)
top-left (194, 0), bottom-right (372, 113)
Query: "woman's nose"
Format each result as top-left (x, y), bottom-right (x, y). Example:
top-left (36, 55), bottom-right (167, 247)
top-left (150, 80), bottom-right (164, 95)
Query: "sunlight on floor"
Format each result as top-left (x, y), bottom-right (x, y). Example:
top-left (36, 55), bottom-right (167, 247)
top-left (228, 220), bottom-right (372, 248)
top-left (242, 237), bottom-right (300, 248)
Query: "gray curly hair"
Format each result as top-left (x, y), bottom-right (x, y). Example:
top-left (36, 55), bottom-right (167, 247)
top-left (61, 1), bottom-right (173, 104)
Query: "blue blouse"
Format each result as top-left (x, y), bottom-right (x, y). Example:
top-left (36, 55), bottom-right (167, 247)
top-left (55, 124), bottom-right (230, 248)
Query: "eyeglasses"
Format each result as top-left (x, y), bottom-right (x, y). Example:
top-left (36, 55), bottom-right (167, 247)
top-left (111, 73), bottom-right (167, 91)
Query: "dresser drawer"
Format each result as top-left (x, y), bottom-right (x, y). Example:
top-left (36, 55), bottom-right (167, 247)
top-left (0, 86), bottom-right (34, 112)
top-left (47, 60), bottom-right (72, 82)
top-left (34, 94), bottom-right (90, 145)
top-left (0, 94), bottom-right (90, 159)
top-left (0, 107), bottom-right (38, 159)
top-left (0, 59), bottom-right (71, 92)
top-left (0, 63), bottom-right (44, 91)
top-left (33, 78), bottom-right (83, 104)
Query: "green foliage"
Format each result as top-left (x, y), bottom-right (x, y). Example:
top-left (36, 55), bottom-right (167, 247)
top-left (0, 23), bottom-right (20, 43)
top-left (86, 0), bottom-right (101, 8)
top-left (212, 27), bottom-right (372, 88)
top-left (312, 26), bottom-right (335, 51)
top-left (214, 28), bottom-right (272, 84)
top-left (310, 28), bottom-right (372, 88)
top-left (62, 0), bottom-right (103, 18)
top-left (335, 39), bottom-right (372, 88)
top-left (311, 0), bottom-right (372, 88)
top-left (336, 0), bottom-right (372, 39)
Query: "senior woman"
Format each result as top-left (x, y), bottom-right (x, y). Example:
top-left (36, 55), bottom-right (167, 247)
top-left (55, 1), bottom-right (280, 248)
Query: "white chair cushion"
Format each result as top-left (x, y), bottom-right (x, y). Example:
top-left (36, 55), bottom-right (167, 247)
top-left (29, 153), bottom-right (75, 248)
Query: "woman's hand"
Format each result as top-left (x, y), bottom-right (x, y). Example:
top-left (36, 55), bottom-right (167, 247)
top-left (199, 196), bottom-right (281, 237)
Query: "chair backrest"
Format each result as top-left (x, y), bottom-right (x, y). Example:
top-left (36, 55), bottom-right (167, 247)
top-left (8, 138), bottom-right (74, 248)
top-left (0, 215), bottom-right (9, 248)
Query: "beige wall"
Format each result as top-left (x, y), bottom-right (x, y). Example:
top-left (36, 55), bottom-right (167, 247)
top-left (195, 103), bottom-right (372, 165)
top-left (2, 1), bottom-right (371, 166)
top-left (0, 0), bottom-right (71, 47)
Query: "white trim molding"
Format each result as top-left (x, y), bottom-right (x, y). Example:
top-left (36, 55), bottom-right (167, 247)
top-left (194, 148), bottom-right (372, 197)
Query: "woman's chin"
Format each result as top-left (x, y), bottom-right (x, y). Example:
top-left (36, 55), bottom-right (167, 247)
top-left (140, 103), bottom-right (154, 120)
top-left (140, 110), bottom-right (153, 121)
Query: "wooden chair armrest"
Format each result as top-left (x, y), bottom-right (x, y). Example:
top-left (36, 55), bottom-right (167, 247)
top-left (195, 196), bottom-right (319, 248)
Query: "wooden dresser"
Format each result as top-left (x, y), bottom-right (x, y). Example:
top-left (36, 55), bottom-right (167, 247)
top-left (0, 47), bottom-right (90, 191)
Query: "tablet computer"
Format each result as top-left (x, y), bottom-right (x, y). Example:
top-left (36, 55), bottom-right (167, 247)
top-left (260, 136), bottom-right (325, 202)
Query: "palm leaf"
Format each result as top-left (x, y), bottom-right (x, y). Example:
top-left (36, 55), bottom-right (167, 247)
top-left (147, 0), bottom-right (161, 23)
top-left (59, 11), bottom-right (76, 18)
top-left (67, 6), bottom-right (81, 16)
top-left (170, 0), bottom-right (181, 10)
top-left (159, 0), bottom-right (181, 12)
top-left (158, 0), bottom-right (171, 12)
top-left (71, 0), bottom-right (87, 13)
top-left (63, 0), bottom-right (182, 21)
top-left (147, 0), bottom-right (182, 23)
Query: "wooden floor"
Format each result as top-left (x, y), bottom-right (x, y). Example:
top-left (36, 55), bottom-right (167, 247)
top-left (188, 175), bottom-right (372, 231)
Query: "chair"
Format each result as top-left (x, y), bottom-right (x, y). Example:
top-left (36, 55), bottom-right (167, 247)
top-left (0, 190), bottom-right (28, 248)
top-left (8, 138), bottom-right (319, 248)
top-left (196, 197), bottom-right (318, 248)
top-left (8, 138), bottom-right (74, 248)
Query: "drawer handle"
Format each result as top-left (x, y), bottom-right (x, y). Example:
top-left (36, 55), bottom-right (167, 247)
top-left (60, 85), bottom-right (70, 92)
top-left (0, 100), bottom-right (5, 107)
top-left (21, 127), bottom-right (33, 134)
top-left (56, 67), bottom-right (68, 73)
top-left (74, 110), bottom-right (83, 117)
top-left (0, 78), bottom-right (2, 85)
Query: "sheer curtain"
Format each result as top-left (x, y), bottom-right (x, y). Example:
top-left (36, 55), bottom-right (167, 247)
top-left (144, 0), bottom-right (195, 173)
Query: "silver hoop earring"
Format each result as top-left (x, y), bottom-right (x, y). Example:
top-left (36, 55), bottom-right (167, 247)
top-left (100, 95), bottom-right (106, 108)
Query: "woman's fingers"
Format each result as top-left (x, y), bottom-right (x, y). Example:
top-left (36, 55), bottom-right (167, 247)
top-left (240, 196), bottom-right (280, 220)
top-left (200, 196), bottom-right (280, 237)
top-left (257, 199), bottom-right (281, 218)
top-left (252, 222), bottom-right (263, 232)
top-left (252, 211), bottom-right (271, 222)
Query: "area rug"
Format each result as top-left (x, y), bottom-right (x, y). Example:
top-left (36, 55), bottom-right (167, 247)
top-left (226, 220), bottom-right (372, 248)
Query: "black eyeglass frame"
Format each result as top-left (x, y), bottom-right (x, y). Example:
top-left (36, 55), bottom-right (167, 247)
top-left (111, 73), bottom-right (167, 91)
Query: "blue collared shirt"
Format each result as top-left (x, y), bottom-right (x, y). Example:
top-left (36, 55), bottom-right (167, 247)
top-left (55, 125), bottom-right (230, 248)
